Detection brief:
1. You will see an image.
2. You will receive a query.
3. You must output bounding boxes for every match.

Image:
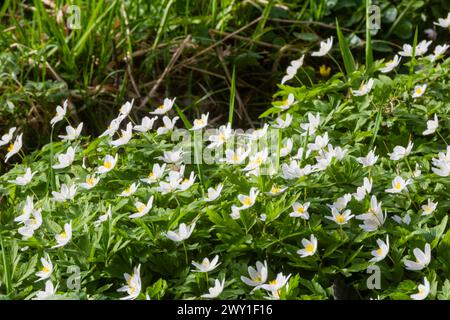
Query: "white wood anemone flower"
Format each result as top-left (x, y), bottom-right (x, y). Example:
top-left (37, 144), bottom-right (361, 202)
top-left (289, 202), bottom-right (310, 219)
top-left (151, 97), bottom-right (176, 115)
top-left (0, 127), bottom-right (16, 146)
top-left (5, 133), bottom-right (23, 163)
top-left (165, 222), bottom-right (196, 242)
top-left (52, 221), bottom-right (72, 248)
top-left (311, 36), bottom-right (333, 57)
top-left (281, 55), bottom-right (304, 84)
top-left (50, 100), bottom-right (68, 126)
top-left (35, 253), bottom-right (53, 282)
top-left (369, 236), bottom-right (389, 263)
top-left (433, 12), bottom-right (450, 28)
top-left (192, 255), bottom-right (221, 273)
top-left (52, 146), bottom-right (76, 169)
top-left (117, 264), bottom-right (142, 300)
top-left (241, 260), bottom-right (268, 288)
top-left (403, 243), bottom-right (431, 271)
top-left (411, 277), bottom-right (430, 300)
top-left (58, 123), bottom-right (83, 141)
top-left (297, 234), bottom-right (318, 258)
top-left (201, 278), bottom-right (225, 299)
top-left (9, 167), bottom-right (36, 186)
top-left (96, 154), bottom-right (118, 174)
top-left (130, 196), bottom-right (154, 219)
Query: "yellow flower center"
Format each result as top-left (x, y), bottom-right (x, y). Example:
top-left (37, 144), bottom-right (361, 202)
top-left (129, 286), bottom-right (136, 294)
top-left (416, 88), bottom-right (423, 95)
top-left (148, 172), bottom-right (154, 178)
top-left (336, 214), bottom-right (345, 224)
top-left (269, 279), bottom-right (278, 286)
top-left (394, 182), bottom-right (402, 190)
top-left (218, 133), bottom-right (225, 141)
top-left (138, 204), bottom-right (146, 213)
top-left (86, 177), bottom-right (95, 186)
top-left (282, 99), bottom-right (289, 106)
top-left (296, 207), bottom-right (304, 214)
top-left (124, 187), bottom-right (131, 194)
top-left (158, 104), bottom-right (165, 109)
top-left (359, 84), bottom-right (365, 91)
top-left (7, 143), bottom-right (14, 152)
top-left (271, 186), bottom-right (280, 194)
top-left (60, 231), bottom-right (67, 239)
top-left (376, 248), bottom-right (383, 256)
top-left (254, 274), bottom-right (262, 282)
top-left (242, 197), bottom-right (253, 206)
top-left (194, 119), bottom-right (205, 127)
top-left (232, 154), bottom-right (240, 162)
top-left (104, 161), bottom-right (112, 169)
top-left (305, 243), bottom-right (315, 253)
top-left (42, 266), bottom-right (50, 273)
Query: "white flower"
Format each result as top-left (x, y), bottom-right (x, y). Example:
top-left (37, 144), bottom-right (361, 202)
top-left (229, 205), bottom-right (241, 220)
top-left (351, 79), bottom-right (374, 96)
top-left (292, 147), bottom-right (311, 161)
top-left (201, 278), bottom-right (225, 299)
top-left (392, 213), bottom-right (411, 225)
top-left (156, 116), bottom-right (179, 135)
top-left (241, 261), bottom-right (268, 287)
top-left (190, 113), bottom-right (209, 131)
top-left (380, 55), bottom-right (401, 73)
top-left (237, 187), bottom-right (259, 209)
top-left (412, 84), bottom-right (427, 98)
top-left (352, 177), bottom-right (372, 202)
top-left (311, 36), bottom-right (333, 57)
top-left (308, 132), bottom-right (329, 151)
top-left (421, 199), bottom-right (437, 216)
top-left (33, 280), bottom-right (58, 300)
top-left (157, 149), bottom-right (184, 164)
top-left (0, 127), bottom-right (16, 146)
top-left (165, 222), bottom-right (195, 242)
top-left (119, 100), bottom-right (134, 117)
top-left (281, 160), bottom-right (312, 180)
top-left (327, 194), bottom-right (352, 212)
top-left (411, 277), bottom-right (430, 300)
top-left (130, 196), bottom-right (154, 219)
top-left (35, 254), bottom-right (53, 281)
top-left (385, 176), bottom-right (412, 193)
top-left (96, 154), bottom-right (118, 174)
top-left (431, 146), bottom-right (450, 177)
top-left (18, 208), bottom-right (42, 240)
top-left (224, 146), bottom-right (250, 165)
top-left (357, 148), bottom-right (378, 167)
top-left (297, 234), bottom-right (317, 258)
top-left (52, 184), bottom-right (77, 202)
top-left (52, 146), bottom-right (76, 169)
top-left (99, 116), bottom-right (125, 138)
top-left (370, 236), bottom-right (389, 263)
top-left (117, 264), bottom-right (141, 300)
top-left (404, 243), bottom-right (431, 271)
top-left (423, 114), bottom-right (438, 135)
top-left (266, 185), bottom-right (287, 196)
top-left (259, 273), bottom-right (291, 292)
top-left (300, 112), bottom-right (320, 136)
top-left (151, 97), bottom-right (176, 115)
top-left (134, 116), bottom-right (158, 133)
top-left (207, 123), bottom-right (233, 149)
top-left (58, 123), bottom-right (83, 141)
top-left (243, 149), bottom-right (268, 171)
top-left (111, 122), bottom-right (133, 147)
top-left (178, 172), bottom-right (196, 191)
top-left (50, 100), bottom-right (68, 126)
top-left (399, 41), bottom-right (431, 57)
top-left (205, 184), bottom-right (223, 202)
top-left (356, 195), bottom-right (385, 232)
top-left (281, 55), bottom-right (305, 84)
top-left (325, 208), bottom-right (354, 225)
top-left (5, 133), bottom-right (23, 162)
top-left (79, 175), bottom-right (100, 189)
top-left (9, 167), bottom-right (36, 186)
top-left (433, 12), bottom-right (450, 28)
top-left (277, 94), bottom-right (296, 111)
top-left (428, 44), bottom-right (450, 62)
top-left (192, 255), bottom-right (221, 273)
top-left (388, 141), bottom-right (413, 161)
top-left (94, 205), bottom-right (112, 226)
top-left (141, 163), bottom-right (166, 184)
top-left (52, 221), bottom-right (72, 248)
top-left (289, 202), bottom-right (310, 219)
top-left (156, 174), bottom-right (182, 194)
top-left (247, 124), bottom-right (269, 140)
top-left (273, 113), bottom-right (293, 129)
top-left (15, 196), bottom-right (35, 223)
top-left (119, 182), bottom-right (139, 197)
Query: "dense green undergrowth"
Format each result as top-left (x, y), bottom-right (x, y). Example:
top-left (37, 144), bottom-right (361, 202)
top-left (0, 9), bottom-right (450, 299)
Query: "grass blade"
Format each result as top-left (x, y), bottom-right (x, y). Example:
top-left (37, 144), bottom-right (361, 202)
top-left (336, 19), bottom-right (356, 76)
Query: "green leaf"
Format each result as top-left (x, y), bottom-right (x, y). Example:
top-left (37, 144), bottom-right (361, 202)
top-left (336, 19), bottom-right (356, 75)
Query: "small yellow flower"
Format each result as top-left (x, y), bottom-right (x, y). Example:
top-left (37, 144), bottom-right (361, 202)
top-left (319, 65), bottom-right (331, 77)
